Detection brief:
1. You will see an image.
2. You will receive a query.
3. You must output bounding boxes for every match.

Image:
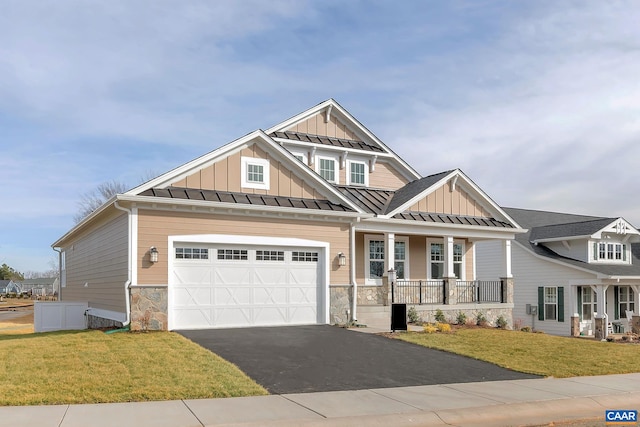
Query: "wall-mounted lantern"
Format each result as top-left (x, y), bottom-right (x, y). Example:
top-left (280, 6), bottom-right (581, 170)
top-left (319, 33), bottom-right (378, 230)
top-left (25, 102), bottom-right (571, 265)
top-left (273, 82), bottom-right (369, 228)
top-left (149, 246), bottom-right (159, 263)
top-left (337, 252), bottom-right (347, 267)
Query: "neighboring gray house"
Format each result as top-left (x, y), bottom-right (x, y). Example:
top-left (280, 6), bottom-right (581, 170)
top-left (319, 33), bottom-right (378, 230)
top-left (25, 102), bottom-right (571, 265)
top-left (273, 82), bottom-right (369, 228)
top-left (0, 280), bottom-right (20, 294)
top-left (19, 277), bottom-right (59, 296)
top-left (477, 207), bottom-right (640, 339)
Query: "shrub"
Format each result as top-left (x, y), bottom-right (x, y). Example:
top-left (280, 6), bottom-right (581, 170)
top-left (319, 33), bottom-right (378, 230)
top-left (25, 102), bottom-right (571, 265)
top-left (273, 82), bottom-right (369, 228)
top-left (434, 309), bottom-right (446, 323)
top-left (496, 315), bottom-right (508, 329)
top-left (407, 306), bottom-right (420, 323)
top-left (520, 326), bottom-right (532, 333)
top-left (437, 322), bottom-right (451, 333)
top-left (475, 312), bottom-right (487, 327)
top-left (456, 311), bottom-right (467, 325)
top-left (424, 324), bottom-right (437, 334)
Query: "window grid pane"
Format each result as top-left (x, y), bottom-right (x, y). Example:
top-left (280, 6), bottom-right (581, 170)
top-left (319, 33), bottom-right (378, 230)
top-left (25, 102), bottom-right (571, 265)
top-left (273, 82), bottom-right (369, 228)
top-left (247, 164), bottom-right (264, 183)
top-left (292, 251), bottom-right (318, 262)
top-left (350, 162), bottom-right (365, 184)
top-left (256, 250), bottom-right (284, 261)
top-left (217, 249), bottom-right (248, 260)
top-left (175, 248), bottom-right (209, 260)
top-left (319, 159), bottom-right (335, 181)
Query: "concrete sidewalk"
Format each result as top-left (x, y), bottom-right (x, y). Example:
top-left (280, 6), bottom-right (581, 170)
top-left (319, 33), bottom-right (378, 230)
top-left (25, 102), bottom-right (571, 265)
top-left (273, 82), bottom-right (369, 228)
top-left (2, 373), bottom-right (639, 427)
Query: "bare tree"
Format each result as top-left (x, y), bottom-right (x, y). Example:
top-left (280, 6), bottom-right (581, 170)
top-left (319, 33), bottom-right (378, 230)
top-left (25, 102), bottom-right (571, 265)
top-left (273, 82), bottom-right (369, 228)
top-left (74, 180), bottom-right (128, 223)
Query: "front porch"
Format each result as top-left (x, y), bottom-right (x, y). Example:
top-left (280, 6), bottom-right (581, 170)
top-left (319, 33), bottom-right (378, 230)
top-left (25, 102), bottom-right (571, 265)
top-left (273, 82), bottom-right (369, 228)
top-left (569, 283), bottom-right (640, 340)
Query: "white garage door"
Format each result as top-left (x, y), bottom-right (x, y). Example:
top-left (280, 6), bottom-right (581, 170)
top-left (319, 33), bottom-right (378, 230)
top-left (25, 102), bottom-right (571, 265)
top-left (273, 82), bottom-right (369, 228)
top-left (170, 244), bottom-right (323, 329)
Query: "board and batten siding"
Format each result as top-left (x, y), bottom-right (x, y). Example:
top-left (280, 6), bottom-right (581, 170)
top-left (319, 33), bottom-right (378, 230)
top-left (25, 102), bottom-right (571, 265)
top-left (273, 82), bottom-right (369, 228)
top-left (171, 143), bottom-right (323, 200)
top-left (287, 112), bottom-right (359, 140)
top-left (137, 210), bottom-right (350, 286)
top-left (61, 210), bottom-right (129, 314)
top-left (476, 240), bottom-right (595, 336)
top-left (368, 162), bottom-right (410, 190)
top-left (408, 184), bottom-right (491, 218)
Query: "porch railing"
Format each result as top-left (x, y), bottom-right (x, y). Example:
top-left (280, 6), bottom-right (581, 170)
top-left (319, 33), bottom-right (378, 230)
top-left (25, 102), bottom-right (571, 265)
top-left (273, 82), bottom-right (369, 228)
top-left (391, 280), bottom-right (445, 305)
top-left (456, 280), bottom-right (504, 303)
top-left (391, 280), bottom-right (504, 305)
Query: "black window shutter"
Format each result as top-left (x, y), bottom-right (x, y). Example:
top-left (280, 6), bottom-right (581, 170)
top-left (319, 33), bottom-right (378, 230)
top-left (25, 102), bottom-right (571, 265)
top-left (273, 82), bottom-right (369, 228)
top-left (558, 287), bottom-right (564, 322)
top-left (614, 286), bottom-right (619, 320)
top-left (577, 287), bottom-right (582, 318)
top-left (538, 287), bottom-right (544, 321)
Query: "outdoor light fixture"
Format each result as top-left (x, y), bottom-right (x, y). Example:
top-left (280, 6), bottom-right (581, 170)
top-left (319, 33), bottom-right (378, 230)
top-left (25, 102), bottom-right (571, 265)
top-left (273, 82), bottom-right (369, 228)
top-left (338, 252), bottom-right (346, 266)
top-left (387, 268), bottom-right (397, 284)
top-left (149, 246), bottom-right (159, 263)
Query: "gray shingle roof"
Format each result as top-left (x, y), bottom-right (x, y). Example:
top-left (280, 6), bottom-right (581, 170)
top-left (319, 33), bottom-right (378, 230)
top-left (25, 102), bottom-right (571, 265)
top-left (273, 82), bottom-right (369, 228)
top-left (529, 217), bottom-right (618, 241)
top-left (140, 188), bottom-right (356, 212)
top-left (504, 207), bottom-right (640, 277)
top-left (270, 131), bottom-right (384, 153)
top-left (385, 170), bottom-right (453, 214)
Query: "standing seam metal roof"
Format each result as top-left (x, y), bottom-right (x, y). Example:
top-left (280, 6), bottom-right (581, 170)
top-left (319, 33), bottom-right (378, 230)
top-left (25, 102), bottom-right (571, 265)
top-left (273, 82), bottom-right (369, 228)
top-left (270, 131), bottom-right (384, 153)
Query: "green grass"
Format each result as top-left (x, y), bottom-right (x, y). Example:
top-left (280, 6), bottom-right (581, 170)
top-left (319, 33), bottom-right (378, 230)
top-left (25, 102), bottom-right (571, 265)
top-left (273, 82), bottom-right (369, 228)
top-left (0, 331), bottom-right (267, 406)
top-left (396, 328), bottom-right (640, 378)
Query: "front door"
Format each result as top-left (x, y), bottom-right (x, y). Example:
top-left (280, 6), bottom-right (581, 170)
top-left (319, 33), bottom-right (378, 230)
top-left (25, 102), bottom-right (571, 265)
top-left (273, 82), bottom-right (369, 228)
top-left (579, 287), bottom-right (597, 335)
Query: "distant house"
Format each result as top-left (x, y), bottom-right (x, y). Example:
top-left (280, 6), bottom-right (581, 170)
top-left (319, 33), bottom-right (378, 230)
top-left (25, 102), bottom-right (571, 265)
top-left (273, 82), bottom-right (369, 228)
top-left (477, 208), bottom-right (640, 339)
top-left (19, 277), bottom-right (59, 296)
top-left (52, 99), bottom-right (523, 331)
top-left (0, 280), bottom-right (20, 294)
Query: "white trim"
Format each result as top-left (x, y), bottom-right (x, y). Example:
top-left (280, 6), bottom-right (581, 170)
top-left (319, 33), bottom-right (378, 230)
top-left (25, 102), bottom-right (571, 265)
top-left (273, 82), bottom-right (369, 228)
top-left (86, 307), bottom-right (127, 323)
top-left (131, 206), bottom-right (138, 287)
top-left (276, 139), bottom-right (395, 158)
top-left (316, 155), bottom-right (339, 184)
top-left (364, 234), bottom-right (385, 286)
top-left (393, 236), bottom-right (410, 280)
top-left (347, 159), bottom-right (369, 186)
top-left (356, 218), bottom-right (522, 240)
top-left (167, 234), bottom-right (330, 330)
top-left (241, 157), bottom-right (270, 190)
top-left (427, 238), bottom-right (466, 280)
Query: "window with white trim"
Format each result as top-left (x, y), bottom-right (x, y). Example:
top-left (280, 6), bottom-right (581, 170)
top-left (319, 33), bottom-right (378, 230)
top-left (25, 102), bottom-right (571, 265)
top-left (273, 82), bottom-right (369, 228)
top-left (581, 287), bottom-right (596, 321)
top-left (394, 240), bottom-right (407, 280)
top-left (241, 157), bottom-right (270, 190)
top-left (318, 158), bottom-right (336, 183)
top-left (176, 248), bottom-right (209, 260)
top-left (544, 287), bottom-right (557, 320)
top-left (619, 287), bottom-right (635, 317)
top-left (429, 242), bottom-right (464, 279)
top-left (217, 249), bottom-right (248, 260)
top-left (593, 241), bottom-right (628, 263)
top-left (366, 238), bottom-right (385, 284)
top-left (291, 152), bottom-right (307, 165)
top-left (256, 250), bottom-right (284, 261)
top-left (349, 161), bottom-right (366, 186)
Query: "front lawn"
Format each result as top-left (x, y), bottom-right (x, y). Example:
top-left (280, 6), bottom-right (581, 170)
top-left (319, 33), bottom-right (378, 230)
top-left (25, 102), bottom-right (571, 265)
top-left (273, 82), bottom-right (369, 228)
top-left (396, 328), bottom-right (640, 378)
top-left (0, 331), bottom-right (267, 406)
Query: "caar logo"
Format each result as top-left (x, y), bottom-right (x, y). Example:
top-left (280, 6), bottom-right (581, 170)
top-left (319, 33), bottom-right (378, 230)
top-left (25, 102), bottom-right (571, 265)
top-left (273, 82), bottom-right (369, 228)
top-left (606, 410), bottom-right (637, 425)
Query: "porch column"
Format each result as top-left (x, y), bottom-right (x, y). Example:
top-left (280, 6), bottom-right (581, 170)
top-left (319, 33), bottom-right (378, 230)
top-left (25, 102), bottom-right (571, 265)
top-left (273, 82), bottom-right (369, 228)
top-left (384, 233), bottom-right (395, 274)
top-left (592, 284), bottom-right (609, 340)
top-left (632, 285), bottom-right (640, 334)
top-left (570, 285), bottom-right (580, 337)
top-left (502, 240), bottom-right (512, 278)
top-left (444, 236), bottom-right (455, 278)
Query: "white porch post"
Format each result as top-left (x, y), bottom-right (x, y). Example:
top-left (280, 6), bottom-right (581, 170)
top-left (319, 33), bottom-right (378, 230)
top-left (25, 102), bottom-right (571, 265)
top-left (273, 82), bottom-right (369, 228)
top-left (592, 284), bottom-right (609, 340)
top-left (444, 236), bottom-right (455, 278)
top-left (570, 285), bottom-right (579, 318)
top-left (632, 285), bottom-right (640, 314)
top-left (502, 239), bottom-right (512, 278)
top-left (385, 233), bottom-right (395, 274)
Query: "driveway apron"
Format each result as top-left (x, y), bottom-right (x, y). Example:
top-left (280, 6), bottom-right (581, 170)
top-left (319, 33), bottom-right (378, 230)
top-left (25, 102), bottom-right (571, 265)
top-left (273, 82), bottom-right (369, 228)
top-left (178, 325), bottom-right (539, 394)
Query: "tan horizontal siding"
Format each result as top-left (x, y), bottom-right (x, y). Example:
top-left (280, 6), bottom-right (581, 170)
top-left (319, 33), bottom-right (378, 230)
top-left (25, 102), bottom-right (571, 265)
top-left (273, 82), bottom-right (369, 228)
top-left (409, 184), bottom-right (491, 217)
top-left (137, 210), bottom-right (350, 285)
top-left (62, 211), bottom-right (128, 313)
top-left (368, 162), bottom-right (409, 190)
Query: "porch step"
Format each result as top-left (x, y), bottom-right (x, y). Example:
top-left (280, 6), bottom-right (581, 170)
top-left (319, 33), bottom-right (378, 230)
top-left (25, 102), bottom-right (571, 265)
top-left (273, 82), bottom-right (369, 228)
top-left (356, 305), bottom-right (390, 325)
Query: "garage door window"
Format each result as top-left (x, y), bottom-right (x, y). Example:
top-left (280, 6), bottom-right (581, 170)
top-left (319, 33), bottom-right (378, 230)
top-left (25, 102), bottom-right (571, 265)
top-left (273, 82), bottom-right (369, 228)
top-left (292, 251), bottom-right (319, 262)
top-left (176, 248), bottom-right (209, 260)
top-left (256, 250), bottom-right (285, 261)
top-left (217, 249), bottom-right (248, 260)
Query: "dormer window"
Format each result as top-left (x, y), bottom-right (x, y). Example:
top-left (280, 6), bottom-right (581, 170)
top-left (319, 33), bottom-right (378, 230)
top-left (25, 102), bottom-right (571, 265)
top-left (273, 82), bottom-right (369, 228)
top-left (348, 160), bottom-right (368, 186)
top-left (241, 157), bottom-right (270, 190)
top-left (318, 157), bottom-right (336, 183)
top-left (593, 242), bottom-right (628, 263)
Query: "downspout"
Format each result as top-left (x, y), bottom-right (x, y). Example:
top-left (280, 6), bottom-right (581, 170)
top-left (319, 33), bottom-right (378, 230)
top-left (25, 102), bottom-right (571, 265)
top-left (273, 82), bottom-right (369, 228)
top-left (114, 201), bottom-right (133, 327)
top-left (53, 247), bottom-right (62, 300)
top-left (350, 219), bottom-right (358, 323)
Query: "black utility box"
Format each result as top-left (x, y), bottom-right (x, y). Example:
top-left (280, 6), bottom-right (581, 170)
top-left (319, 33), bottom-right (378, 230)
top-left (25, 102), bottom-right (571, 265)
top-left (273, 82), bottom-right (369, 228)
top-left (391, 303), bottom-right (407, 332)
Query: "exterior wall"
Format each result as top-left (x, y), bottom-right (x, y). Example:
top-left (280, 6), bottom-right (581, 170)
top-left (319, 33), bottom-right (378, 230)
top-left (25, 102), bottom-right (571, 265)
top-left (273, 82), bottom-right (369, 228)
top-left (409, 184), bottom-right (491, 217)
top-left (61, 209), bottom-right (128, 314)
top-left (172, 143), bottom-right (323, 200)
top-left (130, 286), bottom-right (168, 331)
top-left (137, 210), bottom-right (350, 286)
top-left (544, 241), bottom-right (589, 263)
top-left (410, 304), bottom-right (513, 328)
top-left (368, 162), bottom-right (410, 190)
top-left (476, 240), bottom-right (595, 336)
top-left (329, 285), bottom-right (352, 325)
top-left (355, 233), bottom-right (473, 284)
top-left (287, 112), bottom-right (358, 140)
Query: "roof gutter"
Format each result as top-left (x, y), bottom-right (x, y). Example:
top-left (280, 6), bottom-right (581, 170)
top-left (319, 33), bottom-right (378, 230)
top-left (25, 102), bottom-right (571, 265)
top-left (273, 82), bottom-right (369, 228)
top-left (113, 201), bottom-right (132, 327)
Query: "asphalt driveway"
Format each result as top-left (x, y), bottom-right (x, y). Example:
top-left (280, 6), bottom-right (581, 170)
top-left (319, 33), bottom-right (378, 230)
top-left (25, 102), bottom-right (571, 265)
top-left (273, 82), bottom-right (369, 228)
top-left (178, 325), bottom-right (539, 394)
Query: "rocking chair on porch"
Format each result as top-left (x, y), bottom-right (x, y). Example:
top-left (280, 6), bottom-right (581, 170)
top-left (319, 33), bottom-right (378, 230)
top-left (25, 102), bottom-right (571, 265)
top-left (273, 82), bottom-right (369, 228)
top-left (625, 310), bottom-right (634, 333)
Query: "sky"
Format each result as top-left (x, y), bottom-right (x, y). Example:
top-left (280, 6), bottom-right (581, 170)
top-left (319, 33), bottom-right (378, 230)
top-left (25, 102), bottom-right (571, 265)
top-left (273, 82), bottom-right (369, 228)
top-left (1, 0), bottom-right (640, 274)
